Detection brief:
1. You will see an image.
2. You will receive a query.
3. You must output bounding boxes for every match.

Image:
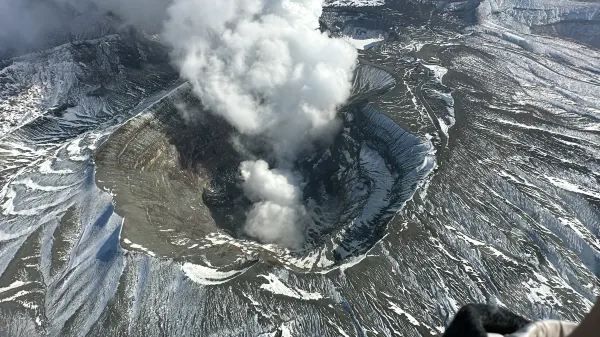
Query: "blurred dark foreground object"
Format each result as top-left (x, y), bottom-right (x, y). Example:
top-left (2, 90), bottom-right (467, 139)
top-left (442, 298), bottom-right (600, 337)
top-left (442, 304), bottom-right (530, 337)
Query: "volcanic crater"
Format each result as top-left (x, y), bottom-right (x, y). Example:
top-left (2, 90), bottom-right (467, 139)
top-left (95, 64), bottom-right (435, 271)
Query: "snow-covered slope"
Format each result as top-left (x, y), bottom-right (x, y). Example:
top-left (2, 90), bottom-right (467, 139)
top-left (0, 1), bottom-right (598, 336)
top-left (325, 0), bottom-right (386, 7)
top-left (476, 0), bottom-right (600, 46)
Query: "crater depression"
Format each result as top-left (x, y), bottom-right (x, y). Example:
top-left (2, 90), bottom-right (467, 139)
top-left (94, 64), bottom-right (435, 272)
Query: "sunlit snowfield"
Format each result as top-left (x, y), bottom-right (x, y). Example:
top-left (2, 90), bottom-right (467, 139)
top-left (0, 0), bottom-right (599, 336)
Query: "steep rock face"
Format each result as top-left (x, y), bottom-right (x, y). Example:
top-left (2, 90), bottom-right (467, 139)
top-left (477, 0), bottom-right (600, 26)
top-left (476, 0), bottom-right (600, 47)
top-left (378, 0), bottom-right (600, 47)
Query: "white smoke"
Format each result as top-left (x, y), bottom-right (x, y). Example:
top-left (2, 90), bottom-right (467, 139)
top-left (163, 0), bottom-right (357, 249)
top-left (0, 0), bottom-right (357, 248)
top-left (240, 160), bottom-right (307, 249)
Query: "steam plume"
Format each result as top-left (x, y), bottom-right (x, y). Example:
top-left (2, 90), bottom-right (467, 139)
top-left (163, 0), bottom-right (357, 249)
top-left (240, 160), bottom-right (307, 249)
top-left (0, 0), bottom-right (358, 249)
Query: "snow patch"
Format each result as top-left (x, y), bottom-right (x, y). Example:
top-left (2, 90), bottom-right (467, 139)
top-left (325, 0), bottom-right (385, 7)
top-left (182, 262), bottom-right (248, 286)
top-left (388, 301), bottom-right (421, 326)
top-left (259, 273), bottom-right (323, 300)
top-left (344, 36), bottom-right (384, 50)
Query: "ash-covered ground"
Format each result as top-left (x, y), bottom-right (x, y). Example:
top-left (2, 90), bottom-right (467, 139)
top-left (0, 0), bottom-right (598, 336)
